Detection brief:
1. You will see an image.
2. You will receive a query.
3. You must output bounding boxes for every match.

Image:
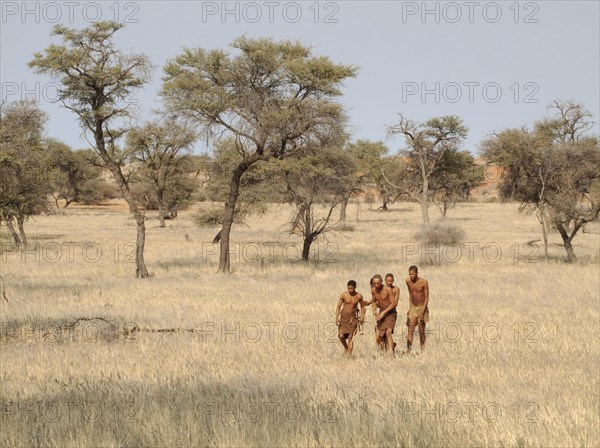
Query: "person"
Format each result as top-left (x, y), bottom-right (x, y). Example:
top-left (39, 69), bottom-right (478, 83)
top-left (371, 274), bottom-right (398, 355)
top-left (363, 277), bottom-right (375, 306)
top-left (385, 273), bottom-right (400, 312)
top-left (405, 265), bottom-right (429, 353)
top-left (336, 280), bottom-right (366, 357)
top-left (385, 273), bottom-right (400, 352)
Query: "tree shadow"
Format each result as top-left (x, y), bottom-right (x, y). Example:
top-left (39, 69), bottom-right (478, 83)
top-left (29, 235), bottom-right (68, 241)
top-left (154, 258), bottom-right (204, 271)
top-left (1, 379), bottom-right (350, 447)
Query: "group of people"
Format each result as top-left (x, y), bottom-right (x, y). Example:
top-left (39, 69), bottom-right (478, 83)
top-left (335, 265), bottom-right (429, 357)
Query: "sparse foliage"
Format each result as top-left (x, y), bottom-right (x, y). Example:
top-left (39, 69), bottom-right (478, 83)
top-left (126, 119), bottom-right (198, 227)
top-left (45, 138), bottom-right (114, 208)
top-left (385, 114), bottom-right (469, 225)
top-left (274, 146), bottom-right (357, 261)
top-left (161, 36), bottom-right (357, 272)
top-left (0, 100), bottom-right (50, 246)
top-left (346, 140), bottom-right (397, 212)
top-left (481, 100), bottom-right (600, 262)
top-left (30, 21), bottom-right (153, 277)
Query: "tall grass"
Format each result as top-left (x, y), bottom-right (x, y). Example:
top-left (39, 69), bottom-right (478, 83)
top-left (1, 202), bottom-right (598, 447)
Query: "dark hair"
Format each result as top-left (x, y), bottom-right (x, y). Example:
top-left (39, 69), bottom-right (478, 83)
top-left (369, 277), bottom-right (374, 286)
top-left (385, 273), bottom-right (394, 279)
top-left (347, 280), bottom-right (357, 288)
top-left (372, 274), bottom-right (383, 281)
top-left (409, 265), bottom-right (418, 273)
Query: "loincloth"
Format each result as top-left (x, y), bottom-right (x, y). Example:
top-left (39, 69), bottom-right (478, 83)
top-left (376, 310), bottom-right (397, 337)
top-left (338, 311), bottom-right (358, 337)
top-left (407, 303), bottom-right (429, 326)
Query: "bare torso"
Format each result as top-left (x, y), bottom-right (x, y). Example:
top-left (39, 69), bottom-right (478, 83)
top-left (406, 277), bottom-right (428, 306)
top-left (371, 285), bottom-right (395, 312)
top-left (340, 291), bottom-right (363, 314)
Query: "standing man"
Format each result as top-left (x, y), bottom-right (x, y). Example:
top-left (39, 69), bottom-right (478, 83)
top-left (385, 273), bottom-right (400, 312)
top-left (385, 273), bottom-right (400, 353)
top-left (371, 274), bottom-right (398, 355)
top-left (405, 265), bottom-right (429, 353)
top-left (336, 280), bottom-right (366, 358)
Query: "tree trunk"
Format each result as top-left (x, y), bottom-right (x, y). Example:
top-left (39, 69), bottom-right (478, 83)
top-left (302, 236), bottom-right (312, 261)
top-left (339, 196), bottom-right (349, 222)
top-left (134, 210), bottom-right (149, 278)
top-left (93, 120), bottom-right (149, 279)
top-left (5, 218), bottom-right (21, 246)
top-left (219, 211), bottom-right (235, 273)
top-left (541, 219), bottom-right (548, 260)
top-left (379, 192), bottom-right (389, 211)
top-left (419, 195), bottom-right (430, 227)
top-left (562, 238), bottom-right (576, 263)
top-left (16, 213), bottom-right (27, 247)
top-left (157, 190), bottom-right (166, 228)
top-left (420, 178), bottom-right (431, 227)
top-left (556, 223), bottom-right (577, 262)
top-left (218, 163), bottom-right (247, 273)
top-left (537, 209), bottom-right (548, 260)
top-left (440, 198), bottom-right (449, 218)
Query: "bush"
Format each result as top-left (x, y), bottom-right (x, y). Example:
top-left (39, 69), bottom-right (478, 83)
top-left (78, 179), bottom-right (119, 205)
top-left (194, 189), bottom-right (208, 203)
top-left (337, 223), bottom-right (355, 232)
top-left (194, 208), bottom-right (248, 228)
top-left (194, 208), bottom-right (224, 227)
top-left (414, 221), bottom-right (465, 245)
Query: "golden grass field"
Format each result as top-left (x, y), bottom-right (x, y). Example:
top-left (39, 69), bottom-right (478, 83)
top-left (1, 201), bottom-right (599, 447)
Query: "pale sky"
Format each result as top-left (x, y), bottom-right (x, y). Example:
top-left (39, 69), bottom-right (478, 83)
top-left (1, 1), bottom-right (599, 154)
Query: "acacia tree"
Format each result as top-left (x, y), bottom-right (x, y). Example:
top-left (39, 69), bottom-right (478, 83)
top-left (385, 115), bottom-right (468, 226)
top-left (481, 101), bottom-right (600, 262)
top-left (0, 100), bottom-right (49, 246)
top-left (536, 101), bottom-right (599, 261)
top-left (336, 153), bottom-right (362, 222)
top-left (275, 147), bottom-right (357, 261)
top-left (537, 100), bottom-right (595, 144)
top-left (346, 139), bottom-right (394, 214)
top-left (543, 141), bottom-right (599, 261)
top-left (29, 22), bottom-right (153, 277)
top-left (430, 150), bottom-right (483, 217)
top-left (161, 36), bottom-right (357, 273)
top-left (126, 120), bottom-right (198, 227)
top-left (480, 127), bottom-right (553, 255)
top-left (45, 138), bottom-right (110, 208)
top-left (200, 137), bottom-right (278, 242)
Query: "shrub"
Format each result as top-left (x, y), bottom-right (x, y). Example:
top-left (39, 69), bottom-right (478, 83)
top-left (337, 223), bottom-right (355, 232)
top-left (414, 221), bottom-right (465, 245)
top-left (194, 208), bottom-right (224, 227)
top-left (194, 208), bottom-right (248, 228)
top-left (194, 189), bottom-right (208, 203)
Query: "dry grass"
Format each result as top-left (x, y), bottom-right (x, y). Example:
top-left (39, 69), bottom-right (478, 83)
top-left (1, 201), bottom-right (599, 447)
